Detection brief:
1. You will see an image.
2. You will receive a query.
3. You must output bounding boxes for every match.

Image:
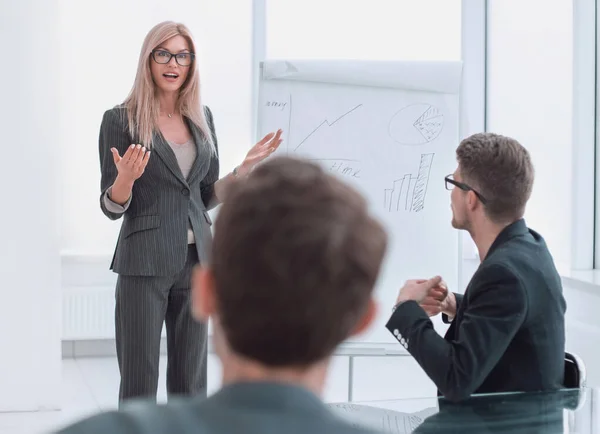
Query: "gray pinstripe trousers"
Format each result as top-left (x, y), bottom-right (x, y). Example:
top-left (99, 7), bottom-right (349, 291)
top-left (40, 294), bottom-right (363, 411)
top-left (115, 245), bottom-right (207, 405)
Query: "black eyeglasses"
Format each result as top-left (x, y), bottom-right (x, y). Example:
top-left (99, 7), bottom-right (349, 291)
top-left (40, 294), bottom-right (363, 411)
top-left (444, 174), bottom-right (488, 204)
top-left (151, 50), bottom-right (195, 67)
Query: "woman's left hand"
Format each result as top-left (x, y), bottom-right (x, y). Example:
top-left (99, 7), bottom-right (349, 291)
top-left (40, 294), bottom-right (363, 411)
top-left (238, 129), bottom-right (283, 175)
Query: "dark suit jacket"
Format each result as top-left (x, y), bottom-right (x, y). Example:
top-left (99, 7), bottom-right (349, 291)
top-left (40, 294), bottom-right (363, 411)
top-left (55, 382), bottom-right (379, 434)
top-left (98, 106), bottom-right (219, 276)
top-left (386, 219), bottom-right (566, 402)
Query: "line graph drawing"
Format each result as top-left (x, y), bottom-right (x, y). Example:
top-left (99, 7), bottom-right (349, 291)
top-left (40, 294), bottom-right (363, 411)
top-left (293, 104), bottom-right (363, 151)
top-left (388, 103), bottom-right (444, 146)
top-left (384, 153), bottom-right (434, 212)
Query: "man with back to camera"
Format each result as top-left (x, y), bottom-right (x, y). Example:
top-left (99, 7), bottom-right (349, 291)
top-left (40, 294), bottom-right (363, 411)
top-left (385, 132), bottom-right (566, 402)
top-left (56, 156), bottom-right (388, 434)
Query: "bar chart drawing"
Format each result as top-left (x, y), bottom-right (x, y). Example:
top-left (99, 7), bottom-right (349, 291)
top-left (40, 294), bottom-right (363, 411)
top-left (384, 153), bottom-right (434, 213)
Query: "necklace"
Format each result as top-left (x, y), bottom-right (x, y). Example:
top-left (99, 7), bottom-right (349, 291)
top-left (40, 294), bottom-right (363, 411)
top-left (168, 113), bottom-right (173, 118)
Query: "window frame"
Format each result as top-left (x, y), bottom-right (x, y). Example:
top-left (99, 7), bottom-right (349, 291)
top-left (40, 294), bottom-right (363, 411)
top-left (575, 0), bottom-right (596, 270)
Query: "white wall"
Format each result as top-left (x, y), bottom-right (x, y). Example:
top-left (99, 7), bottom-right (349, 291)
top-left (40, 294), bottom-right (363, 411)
top-left (0, 0), bottom-right (62, 411)
top-left (487, 0), bottom-right (574, 270)
top-left (58, 0), bottom-right (253, 256)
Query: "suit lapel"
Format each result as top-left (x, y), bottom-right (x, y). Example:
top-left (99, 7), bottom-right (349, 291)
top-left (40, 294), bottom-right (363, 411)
top-left (152, 131), bottom-right (188, 187)
top-left (185, 118), bottom-right (205, 184)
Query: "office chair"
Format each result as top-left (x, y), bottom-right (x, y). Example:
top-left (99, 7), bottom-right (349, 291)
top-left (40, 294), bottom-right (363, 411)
top-left (564, 353), bottom-right (587, 432)
top-left (564, 352), bottom-right (586, 389)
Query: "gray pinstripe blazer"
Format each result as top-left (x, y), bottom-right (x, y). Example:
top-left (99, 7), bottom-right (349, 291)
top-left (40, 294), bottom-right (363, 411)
top-left (99, 105), bottom-right (219, 276)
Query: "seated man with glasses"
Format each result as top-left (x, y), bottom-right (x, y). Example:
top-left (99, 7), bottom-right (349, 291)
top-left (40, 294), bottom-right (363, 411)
top-left (386, 133), bottom-right (566, 402)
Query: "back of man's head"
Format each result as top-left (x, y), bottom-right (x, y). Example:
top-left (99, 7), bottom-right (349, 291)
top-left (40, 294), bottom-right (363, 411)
top-left (208, 156), bottom-right (387, 367)
top-left (456, 132), bottom-right (534, 223)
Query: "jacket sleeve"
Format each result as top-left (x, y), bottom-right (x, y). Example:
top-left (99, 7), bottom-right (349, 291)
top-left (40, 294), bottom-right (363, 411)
top-left (200, 106), bottom-right (220, 211)
top-left (99, 109), bottom-right (132, 221)
top-left (385, 265), bottom-right (527, 402)
top-left (103, 187), bottom-right (132, 213)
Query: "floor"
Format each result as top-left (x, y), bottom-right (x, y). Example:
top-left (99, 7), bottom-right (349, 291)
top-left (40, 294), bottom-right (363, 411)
top-left (0, 357), bottom-right (189, 434)
top-left (0, 355), bottom-right (436, 434)
top-left (0, 352), bottom-right (358, 434)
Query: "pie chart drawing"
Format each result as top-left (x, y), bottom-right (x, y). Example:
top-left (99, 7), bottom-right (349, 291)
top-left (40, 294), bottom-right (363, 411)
top-left (388, 103), bottom-right (444, 145)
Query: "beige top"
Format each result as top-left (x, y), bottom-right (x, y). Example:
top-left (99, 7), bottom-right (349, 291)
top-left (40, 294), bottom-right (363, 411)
top-left (104, 138), bottom-right (198, 244)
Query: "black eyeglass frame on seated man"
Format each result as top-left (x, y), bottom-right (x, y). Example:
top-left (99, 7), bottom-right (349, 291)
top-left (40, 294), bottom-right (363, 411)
top-left (444, 174), bottom-right (488, 205)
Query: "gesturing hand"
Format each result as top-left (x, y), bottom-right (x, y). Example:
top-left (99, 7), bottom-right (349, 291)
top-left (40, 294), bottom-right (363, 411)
top-left (419, 280), bottom-right (449, 317)
top-left (111, 144), bottom-right (151, 183)
top-left (237, 129), bottom-right (283, 176)
top-left (395, 276), bottom-right (443, 306)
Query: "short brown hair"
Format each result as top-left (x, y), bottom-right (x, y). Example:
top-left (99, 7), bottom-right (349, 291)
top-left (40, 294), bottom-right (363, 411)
top-left (456, 133), bottom-right (534, 222)
top-left (211, 156), bottom-right (387, 367)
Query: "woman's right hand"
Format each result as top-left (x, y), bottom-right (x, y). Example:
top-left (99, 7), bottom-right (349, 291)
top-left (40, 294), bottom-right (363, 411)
top-left (111, 144), bottom-right (151, 183)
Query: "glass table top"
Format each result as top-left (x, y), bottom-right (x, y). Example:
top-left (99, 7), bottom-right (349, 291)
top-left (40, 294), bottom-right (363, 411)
top-left (329, 387), bottom-right (596, 433)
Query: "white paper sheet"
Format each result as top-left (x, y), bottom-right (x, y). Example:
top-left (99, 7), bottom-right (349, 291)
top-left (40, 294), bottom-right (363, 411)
top-left (258, 74), bottom-right (459, 344)
top-left (329, 403), bottom-right (438, 433)
top-left (262, 60), bottom-right (462, 94)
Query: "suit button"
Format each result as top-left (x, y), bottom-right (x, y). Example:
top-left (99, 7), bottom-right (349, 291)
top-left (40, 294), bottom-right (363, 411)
top-left (181, 188), bottom-right (190, 196)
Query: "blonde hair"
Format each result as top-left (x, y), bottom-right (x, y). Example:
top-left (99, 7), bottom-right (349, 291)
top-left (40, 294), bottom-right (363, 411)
top-left (123, 21), bottom-right (214, 152)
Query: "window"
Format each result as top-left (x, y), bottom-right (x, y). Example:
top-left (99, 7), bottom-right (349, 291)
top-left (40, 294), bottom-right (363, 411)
top-left (266, 0), bottom-right (462, 61)
top-left (487, 0), bottom-right (574, 272)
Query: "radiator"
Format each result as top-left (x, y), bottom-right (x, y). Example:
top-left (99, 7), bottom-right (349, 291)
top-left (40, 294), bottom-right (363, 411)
top-left (62, 286), bottom-right (210, 340)
top-left (62, 286), bottom-right (116, 340)
top-left (61, 253), bottom-right (221, 340)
